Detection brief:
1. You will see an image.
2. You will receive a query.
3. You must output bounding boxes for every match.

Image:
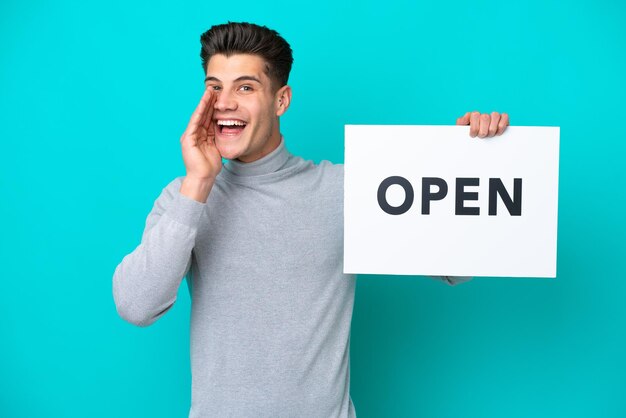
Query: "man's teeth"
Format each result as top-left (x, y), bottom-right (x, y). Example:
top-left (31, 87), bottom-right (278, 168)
top-left (217, 120), bottom-right (246, 126)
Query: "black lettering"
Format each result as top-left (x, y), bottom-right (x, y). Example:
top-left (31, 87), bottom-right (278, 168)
top-left (489, 178), bottom-right (522, 216)
top-left (456, 178), bottom-right (480, 215)
top-left (421, 177), bottom-right (448, 215)
top-left (377, 176), bottom-right (414, 215)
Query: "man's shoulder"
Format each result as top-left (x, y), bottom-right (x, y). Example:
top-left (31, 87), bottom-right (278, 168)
top-left (307, 159), bottom-right (344, 175)
top-left (161, 175), bottom-right (185, 194)
top-left (293, 158), bottom-right (344, 186)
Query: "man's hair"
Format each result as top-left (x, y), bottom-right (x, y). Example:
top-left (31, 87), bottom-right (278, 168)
top-left (200, 22), bottom-right (293, 90)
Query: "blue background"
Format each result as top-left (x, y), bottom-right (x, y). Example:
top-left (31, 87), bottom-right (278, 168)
top-left (2, 0), bottom-right (625, 417)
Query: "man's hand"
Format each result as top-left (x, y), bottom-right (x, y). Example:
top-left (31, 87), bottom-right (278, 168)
top-left (456, 111), bottom-right (509, 138)
top-left (179, 89), bottom-right (221, 202)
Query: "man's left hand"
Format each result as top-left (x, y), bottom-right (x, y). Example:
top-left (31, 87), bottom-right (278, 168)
top-left (456, 111), bottom-right (509, 138)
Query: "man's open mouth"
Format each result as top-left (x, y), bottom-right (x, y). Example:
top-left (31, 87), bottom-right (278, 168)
top-left (216, 119), bottom-right (247, 135)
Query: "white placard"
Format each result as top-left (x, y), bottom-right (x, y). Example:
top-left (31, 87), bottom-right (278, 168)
top-left (344, 125), bottom-right (560, 278)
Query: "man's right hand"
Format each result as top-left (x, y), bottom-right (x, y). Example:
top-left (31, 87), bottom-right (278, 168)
top-left (179, 89), bottom-right (221, 202)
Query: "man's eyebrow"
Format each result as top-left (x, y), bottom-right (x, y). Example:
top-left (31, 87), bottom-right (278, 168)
top-left (204, 75), bottom-right (263, 83)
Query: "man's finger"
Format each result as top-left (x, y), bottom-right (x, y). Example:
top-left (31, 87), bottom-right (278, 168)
top-left (469, 111), bottom-right (480, 137)
top-left (470, 111), bottom-right (483, 137)
top-left (207, 126), bottom-right (216, 147)
top-left (456, 112), bottom-right (470, 125)
top-left (197, 88), bottom-right (214, 128)
top-left (496, 112), bottom-right (509, 135)
top-left (202, 91), bottom-right (217, 130)
top-left (488, 112), bottom-right (500, 137)
top-left (478, 114), bottom-right (491, 138)
top-left (186, 88), bottom-right (212, 134)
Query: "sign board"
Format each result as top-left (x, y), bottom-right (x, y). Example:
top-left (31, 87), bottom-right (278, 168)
top-left (344, 125), bottom-right (560, 278)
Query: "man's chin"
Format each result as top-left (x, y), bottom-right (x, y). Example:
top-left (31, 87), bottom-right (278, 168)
top-left (218, 152), bottom-right (242, 162)
top-left (215, 141), bottom-right (244, 161)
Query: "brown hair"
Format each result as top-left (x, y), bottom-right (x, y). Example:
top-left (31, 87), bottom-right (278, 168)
top-left (200, 22), bottom-right (294, 90)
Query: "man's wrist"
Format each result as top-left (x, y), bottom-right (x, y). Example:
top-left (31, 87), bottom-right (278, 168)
top-left (180, 176), bottom-right (214, 203)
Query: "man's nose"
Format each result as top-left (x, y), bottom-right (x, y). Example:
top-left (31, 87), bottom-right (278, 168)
top-left (213, 90), bottom-right (237, 112)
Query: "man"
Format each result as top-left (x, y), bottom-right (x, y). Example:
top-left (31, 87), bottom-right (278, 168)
top-left (112, 22), bottom-right (509, 417)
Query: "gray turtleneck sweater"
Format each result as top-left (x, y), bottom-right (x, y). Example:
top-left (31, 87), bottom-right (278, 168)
top-left (112, 139), bottom-right (468, 417)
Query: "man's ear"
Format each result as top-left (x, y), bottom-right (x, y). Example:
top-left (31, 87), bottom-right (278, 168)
top-left (275, 85), bottom-right (292, 116)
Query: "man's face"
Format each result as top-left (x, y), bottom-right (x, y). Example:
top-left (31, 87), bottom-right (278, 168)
top-left (205, 53), bottom-right (290, 163)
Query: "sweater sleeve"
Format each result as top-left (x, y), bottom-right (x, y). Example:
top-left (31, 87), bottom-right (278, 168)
top-left (112, 177), bottom-right (206, 327)
top-left (430, 276), bottom-right (473, 286)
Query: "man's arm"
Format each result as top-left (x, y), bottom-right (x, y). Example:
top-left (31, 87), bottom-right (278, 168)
top-left (427, 111), bottom-right (509, 286)
top-left (112, 178), bottom-right (206, 326)
top-left (112, 88), bottom-right (221, 326)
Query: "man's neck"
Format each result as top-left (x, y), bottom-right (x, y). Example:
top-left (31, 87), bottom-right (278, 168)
top-left (235, 130), bottom-right (282, 163)
top-left (224, 136), bottom-right (290, 177)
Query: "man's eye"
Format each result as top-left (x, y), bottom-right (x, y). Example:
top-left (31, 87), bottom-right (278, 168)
top-left (209, 85), bottom-right (221, 91)
top-left (239, 85), bottom-right (253, 92)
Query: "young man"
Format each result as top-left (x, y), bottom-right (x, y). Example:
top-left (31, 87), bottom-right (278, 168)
top-left (112, 22), bottom-right (509, 417)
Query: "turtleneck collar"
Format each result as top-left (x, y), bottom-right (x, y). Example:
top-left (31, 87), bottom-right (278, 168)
top-left (223, 137), bottom-right (291, 177)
